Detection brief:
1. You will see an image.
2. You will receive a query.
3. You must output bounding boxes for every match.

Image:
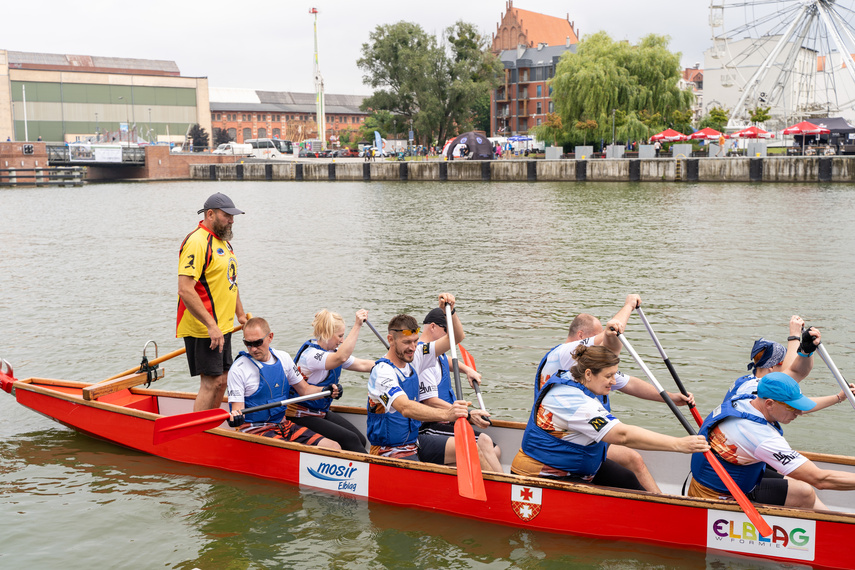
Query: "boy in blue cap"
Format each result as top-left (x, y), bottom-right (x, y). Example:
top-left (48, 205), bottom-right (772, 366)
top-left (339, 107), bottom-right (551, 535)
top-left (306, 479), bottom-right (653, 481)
top-left (689, 372), bottom-right (855, 509)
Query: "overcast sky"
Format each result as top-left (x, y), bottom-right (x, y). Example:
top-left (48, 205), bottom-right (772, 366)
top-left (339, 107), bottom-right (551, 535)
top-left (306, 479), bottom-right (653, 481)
top-left (7, 1), bottom-right (712, 95)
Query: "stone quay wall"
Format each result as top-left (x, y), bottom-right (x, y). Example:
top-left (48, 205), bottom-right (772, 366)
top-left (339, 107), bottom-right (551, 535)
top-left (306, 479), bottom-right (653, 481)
top-left (189, 157), bottom-right (855, 184)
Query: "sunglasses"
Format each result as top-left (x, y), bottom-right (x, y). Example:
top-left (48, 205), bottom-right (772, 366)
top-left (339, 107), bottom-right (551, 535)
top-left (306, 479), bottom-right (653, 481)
top-left (775, 400), bottom-right (800, 413)
top-left (390, 327), bottom-right (421, 336)
top-left (243, 337), bottom-right (266, 348)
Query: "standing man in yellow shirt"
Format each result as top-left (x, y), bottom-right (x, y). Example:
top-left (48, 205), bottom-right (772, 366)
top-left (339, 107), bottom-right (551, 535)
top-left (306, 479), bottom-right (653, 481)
top-left (177, 192), bottom-right (248, 411)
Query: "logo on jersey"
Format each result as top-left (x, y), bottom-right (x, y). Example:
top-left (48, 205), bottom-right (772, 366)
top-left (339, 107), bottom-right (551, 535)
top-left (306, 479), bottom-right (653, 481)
top-left (773, 451), bottom-right (801, 465)
top-left (314, 352), bottom-right (324, 361)
top-left (588, 416), bottom-right (609, 432)
top-left (228, 257), bottom-right (237, 289)
top-left (422, 344), bottom-right (430, 355)
top-left (511, 485), bottom-right (542, 521)
top-left (184, 254), bottom-right (195, 269)
top-left (216, 248), bottom-right (225, 256)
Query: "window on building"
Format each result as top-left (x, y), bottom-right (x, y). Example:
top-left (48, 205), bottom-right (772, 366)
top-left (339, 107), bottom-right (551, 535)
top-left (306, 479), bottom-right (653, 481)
top-left (534, 67), bottom-right (543, 81)
top-left (549, 85), bottom-right (553, 96)
top-left (258, 128), bottom-right (267, 138)
top-left (536, 85), bottom-right (542, 97)
top-left (228, 128), bottom-right (236, 140)
top-left (537, 118), bottom-right (542, 126)
top-left (242, 128), bottom-right (251, 141)
top-left (536, 102), bottom-right (542, 114)
top-left (242, 114), bottom-right (247, 121)
top-left (549, 101), bottom-right (554, 113)
top-left (273, 128), bottom-right (280, 138)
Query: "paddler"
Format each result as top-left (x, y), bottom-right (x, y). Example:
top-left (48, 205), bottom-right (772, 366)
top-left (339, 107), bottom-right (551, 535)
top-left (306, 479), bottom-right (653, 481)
top-left (177, 192), bottom-right (249, 412)
top-left (414, 299), bottom-right (502, 472)
top-left (512, 326), bottom-right (709, 489)
top-left (535, 294), bottom-right (694, 492)
top-left (688, 372), bottom-right (855, 509)
top-left (289, 309), bottom-right (376, 452)
top-left (725, 316), bottom-right (853, 408)
top-left (226, 317), bottom-right (340, 450)
top-left (366, 302), bottom-right (475, 463)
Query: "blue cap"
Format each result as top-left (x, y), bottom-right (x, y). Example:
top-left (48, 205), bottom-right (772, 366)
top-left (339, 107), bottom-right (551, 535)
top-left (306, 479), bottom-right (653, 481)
top-left (757, 372), bottom-right (816, 411)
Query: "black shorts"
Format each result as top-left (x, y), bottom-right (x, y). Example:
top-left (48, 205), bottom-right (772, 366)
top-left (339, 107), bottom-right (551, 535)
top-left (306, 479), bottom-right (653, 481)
top-left (184, 334), bottom-right (233, 377)
top-left (416, 433), bottom-right (450, 465)
top-left (419, 421), bottom-right (484, 440)
top-left (748, 470), bottom-right (789, 505)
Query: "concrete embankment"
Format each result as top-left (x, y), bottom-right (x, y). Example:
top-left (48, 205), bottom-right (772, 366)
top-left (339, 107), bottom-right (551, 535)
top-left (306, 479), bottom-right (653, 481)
top-left (190, 157), bottom-right (855, 183)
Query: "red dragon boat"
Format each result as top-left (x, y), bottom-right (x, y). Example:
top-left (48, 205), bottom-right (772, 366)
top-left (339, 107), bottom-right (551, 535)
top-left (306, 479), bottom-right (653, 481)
top-left (2, 367), bottom-right (854, 569)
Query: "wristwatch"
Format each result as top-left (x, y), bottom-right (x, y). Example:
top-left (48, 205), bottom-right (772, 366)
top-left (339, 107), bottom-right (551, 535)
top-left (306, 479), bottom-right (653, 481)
top-left (787, 336), bottom-right (800, 342)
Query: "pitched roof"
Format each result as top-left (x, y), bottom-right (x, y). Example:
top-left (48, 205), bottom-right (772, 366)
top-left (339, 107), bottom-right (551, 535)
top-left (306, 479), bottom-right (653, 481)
top-left (511, 7), bottom-right (578, 46)
top-left (7, 50), bottom-right (180, 76)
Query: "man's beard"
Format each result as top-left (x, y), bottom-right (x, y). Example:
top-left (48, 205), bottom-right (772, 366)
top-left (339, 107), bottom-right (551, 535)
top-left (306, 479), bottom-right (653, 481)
top-left (213, 221), bottom-right (233, 241)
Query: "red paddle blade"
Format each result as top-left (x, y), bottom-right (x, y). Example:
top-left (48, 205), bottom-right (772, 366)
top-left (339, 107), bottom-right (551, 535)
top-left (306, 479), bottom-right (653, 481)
top-left (152, 408), bottom-right (231, 445)
top-left (458, 345), bottom-right (476, 371)
top-left (703, 450), bottom-right (772, 537)
top-left (454, 418), bottom-right (486, 501)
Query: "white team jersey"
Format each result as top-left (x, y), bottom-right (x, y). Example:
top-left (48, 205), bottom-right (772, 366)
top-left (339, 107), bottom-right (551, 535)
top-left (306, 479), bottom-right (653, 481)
top-left (541, 337), bottom-right (630, 390)
top-left (538, 384), bottom-right (621, 445)
top-left (414, 341), bottom-right (441, 402)
top-left (369, 350), bottom-right (437, 413)
top-left (296, 341), bottom-right (355, 385)
top-left (711, 399), bottom-right (807, 476)
top-left (227, 348), bottom-right (303, 404)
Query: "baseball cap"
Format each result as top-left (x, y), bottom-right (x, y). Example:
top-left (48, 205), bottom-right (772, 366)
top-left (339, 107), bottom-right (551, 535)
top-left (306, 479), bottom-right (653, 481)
top-left (198, 192), bottom-right (245, 215)
top-left (423, 308), bottom-right (447, 329)
top-left (757, 372), bottom-right (816, 411)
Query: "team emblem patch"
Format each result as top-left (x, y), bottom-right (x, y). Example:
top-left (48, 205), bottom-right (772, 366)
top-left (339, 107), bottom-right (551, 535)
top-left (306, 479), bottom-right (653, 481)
top-left (588, 416), bottom-right (608, 432)
top-left (511, 485), bottom-right (542, 521)
top-left (422, 344), bottom-right (431, 355)
top-left (216, 248), bottom-right (225, 255)
top-left (380, 393), bottom-right (389, 406)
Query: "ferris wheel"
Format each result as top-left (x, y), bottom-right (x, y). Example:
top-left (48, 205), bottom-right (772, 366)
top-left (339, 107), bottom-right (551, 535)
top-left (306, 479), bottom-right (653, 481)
top-left (709, 0), bottom-right (855, 128)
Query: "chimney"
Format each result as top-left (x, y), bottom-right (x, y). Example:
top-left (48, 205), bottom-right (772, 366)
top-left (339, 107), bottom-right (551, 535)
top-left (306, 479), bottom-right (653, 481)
top-left (538, 42), bottom-right (547, 51)
top-left (566, 36), bottom-right (570, 48)
top-left (517, 44), bottom-right (526, 59)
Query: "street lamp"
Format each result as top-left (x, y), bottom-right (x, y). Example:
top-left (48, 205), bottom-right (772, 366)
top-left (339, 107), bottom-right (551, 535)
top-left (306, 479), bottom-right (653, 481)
top-left (148, 108), bottom-right (152, 142)
top-left (611, 108), bottom-right (616, 147)
top-left (95, 112), bottom-right (99, 140)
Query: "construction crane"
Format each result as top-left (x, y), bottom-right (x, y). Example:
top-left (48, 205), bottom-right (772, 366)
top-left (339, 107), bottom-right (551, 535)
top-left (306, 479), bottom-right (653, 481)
top-left (310, 7), bottom-right (326, 151)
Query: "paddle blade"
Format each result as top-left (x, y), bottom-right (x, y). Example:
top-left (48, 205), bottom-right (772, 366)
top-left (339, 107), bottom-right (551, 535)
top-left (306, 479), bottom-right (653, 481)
top-left (454, 418), bottom-right (486, 501)
top-left (152, 408), bottom-right (230, 445)
top-left (703, 450), bottom-right (772, 537)
top-left (458, 345), bottom-right (476, 371)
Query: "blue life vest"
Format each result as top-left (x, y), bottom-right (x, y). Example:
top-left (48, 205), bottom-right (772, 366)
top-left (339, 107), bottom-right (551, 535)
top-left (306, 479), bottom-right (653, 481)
top-left (722, 374), bottom-right (758, 403)
top-left (366, 359), bottom-right (421, 447)
top-left (690, 394), bottom-right (784, 495)
top-left (534, 344), bottom-right (609, 410)
top-left (519, 376), bottom-right (612, 477)
top-left (291, 339), bottom-right (339, 412)
top-left (236, 349), bottom-right (288, 424)
top-left (534, 344), bottom-right (562, 400)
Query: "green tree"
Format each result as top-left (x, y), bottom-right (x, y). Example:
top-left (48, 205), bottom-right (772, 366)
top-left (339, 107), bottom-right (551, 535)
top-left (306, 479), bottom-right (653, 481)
top-left (699, 106), bottom-right (729, 132)
top-left (213, 128), bottom-right (232, 146)
top-left (188, 124), bottom-right (209, 151)
top-left (532, 112), bottom-right (564, 146)
top-left (671, 109), bottom-right (694, 135)
top-left (748, 106), bottom-right (771, 125)
top-left (574, 119), bottom-right (598, 146)
top-left (550, 32), bottom-right (692, 145)
top-left (357, 20), bottom-right (502, 144)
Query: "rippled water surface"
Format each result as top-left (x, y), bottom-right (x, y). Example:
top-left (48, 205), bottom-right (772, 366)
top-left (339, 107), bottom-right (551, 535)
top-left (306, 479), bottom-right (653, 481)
top-left (2, 180), bottom-right (854, 568)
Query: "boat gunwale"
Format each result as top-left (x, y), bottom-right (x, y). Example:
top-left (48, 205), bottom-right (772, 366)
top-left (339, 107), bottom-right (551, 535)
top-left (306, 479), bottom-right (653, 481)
top-left (11, 376), bottom-right (855, 526)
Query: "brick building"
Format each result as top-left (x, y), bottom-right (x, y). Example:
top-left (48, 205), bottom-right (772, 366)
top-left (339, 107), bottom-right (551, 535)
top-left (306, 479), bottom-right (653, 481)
top-left (490, 2), bottom-right (579, 136)
top-left (209, 88), bottom-right (367, 145)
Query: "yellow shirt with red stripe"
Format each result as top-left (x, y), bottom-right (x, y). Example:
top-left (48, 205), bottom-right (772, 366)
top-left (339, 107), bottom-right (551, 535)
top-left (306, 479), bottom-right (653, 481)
top-left (176, 222), bottom-right (239, 338)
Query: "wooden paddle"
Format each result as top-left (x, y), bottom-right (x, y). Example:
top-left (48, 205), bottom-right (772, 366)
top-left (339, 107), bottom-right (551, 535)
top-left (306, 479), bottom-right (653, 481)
top-left (152, 390), bottom-right (332, 445)
top-left (445, 304), bottom-right (487, 501)
top-left (613, 328), bottom-right (773, 537)
top-left (815, 343), bottom-right (855, 410)
top-left (635, 307), bottom-right (704, 426)
top-left (99, 322), bottom-right (249, 384)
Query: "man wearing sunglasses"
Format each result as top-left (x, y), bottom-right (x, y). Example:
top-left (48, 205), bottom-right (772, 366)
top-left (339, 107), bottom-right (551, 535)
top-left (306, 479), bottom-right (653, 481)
top-left (366, 298), bottom-right (474, 463)
top-left (178, 192), bottom-right (249, 412)
top-left (689, 372), bottom-right (855, 509)
top-left (415, 304), bottom-right (502, 473)
top-left (226, 317), bottom-right (341, 450)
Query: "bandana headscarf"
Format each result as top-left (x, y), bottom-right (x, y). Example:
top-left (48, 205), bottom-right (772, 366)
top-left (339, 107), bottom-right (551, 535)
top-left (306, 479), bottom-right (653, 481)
top-left (748, 338), bottom-right (786, 373)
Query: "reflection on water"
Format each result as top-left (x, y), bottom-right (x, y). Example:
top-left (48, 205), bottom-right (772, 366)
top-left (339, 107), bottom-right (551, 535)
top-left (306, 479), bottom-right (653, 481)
top-left (3, 180), bottom-right (855, 568)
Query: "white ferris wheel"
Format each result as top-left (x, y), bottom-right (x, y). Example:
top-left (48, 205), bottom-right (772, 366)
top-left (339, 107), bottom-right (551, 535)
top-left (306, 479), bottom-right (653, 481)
top-left (709, 0), bottom-right (855, 128)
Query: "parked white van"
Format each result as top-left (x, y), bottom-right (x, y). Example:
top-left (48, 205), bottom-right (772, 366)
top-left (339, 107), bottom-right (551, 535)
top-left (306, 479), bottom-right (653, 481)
top-left (213, 142), bottom-right (252, 156)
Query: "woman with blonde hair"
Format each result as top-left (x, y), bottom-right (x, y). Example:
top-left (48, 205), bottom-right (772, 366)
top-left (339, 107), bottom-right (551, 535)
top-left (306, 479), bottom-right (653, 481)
top-left (288, 309), bottom-right (375, 452)
top-left (512, 327), bottom-right (708, 490)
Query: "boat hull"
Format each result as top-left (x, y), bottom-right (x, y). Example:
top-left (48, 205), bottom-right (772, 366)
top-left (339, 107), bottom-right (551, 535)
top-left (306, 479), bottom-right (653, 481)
top-left (10, 378), bottom-right (855, 569)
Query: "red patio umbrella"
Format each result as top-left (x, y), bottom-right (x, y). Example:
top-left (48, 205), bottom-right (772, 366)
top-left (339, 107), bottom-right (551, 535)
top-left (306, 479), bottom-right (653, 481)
top-left (650, 128), bottom-right (688, 142)
top-left (782, 121), bottom-right (830, 135)
top-left (731, 126), bottom-right (774, 139)
top-left (688, 127), bottom-right (726, 140)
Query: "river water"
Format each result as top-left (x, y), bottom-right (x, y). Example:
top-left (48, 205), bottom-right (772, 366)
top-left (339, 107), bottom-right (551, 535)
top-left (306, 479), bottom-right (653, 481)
top-left (2, 179), bottom-right (854, 569)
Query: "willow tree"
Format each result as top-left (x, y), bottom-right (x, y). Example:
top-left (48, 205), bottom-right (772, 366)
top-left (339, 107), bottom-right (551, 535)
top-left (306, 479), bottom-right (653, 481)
top-left (551, 32), bottom-right (692, 144)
